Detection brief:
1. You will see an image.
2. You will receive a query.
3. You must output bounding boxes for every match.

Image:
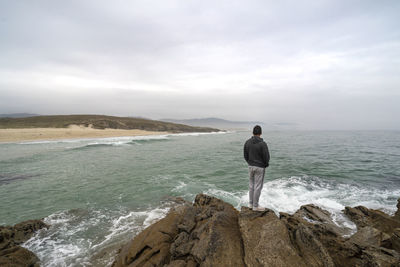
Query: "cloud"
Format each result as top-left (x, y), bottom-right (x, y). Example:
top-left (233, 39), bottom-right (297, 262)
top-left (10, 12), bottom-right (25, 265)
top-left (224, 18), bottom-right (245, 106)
top-left (0, 0), bottom-right (399, 129)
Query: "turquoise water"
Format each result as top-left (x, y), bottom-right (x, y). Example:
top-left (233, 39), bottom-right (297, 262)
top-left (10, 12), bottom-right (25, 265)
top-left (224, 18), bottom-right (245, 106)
top-left (1, 131), bottom-right (400, 266)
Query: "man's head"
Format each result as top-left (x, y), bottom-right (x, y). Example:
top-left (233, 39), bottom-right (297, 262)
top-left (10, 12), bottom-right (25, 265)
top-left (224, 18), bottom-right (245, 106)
top-left (253, 125), bottom-right (262, 136)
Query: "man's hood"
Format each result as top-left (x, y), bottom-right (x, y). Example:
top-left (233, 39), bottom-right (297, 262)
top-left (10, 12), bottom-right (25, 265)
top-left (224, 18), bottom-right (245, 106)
top-left (251, 136), bottom-right (263, 144)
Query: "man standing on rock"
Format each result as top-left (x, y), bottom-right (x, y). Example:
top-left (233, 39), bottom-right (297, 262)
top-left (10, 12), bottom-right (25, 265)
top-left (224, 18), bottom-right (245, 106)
top-left (244, 125), bottom-right (270, 211)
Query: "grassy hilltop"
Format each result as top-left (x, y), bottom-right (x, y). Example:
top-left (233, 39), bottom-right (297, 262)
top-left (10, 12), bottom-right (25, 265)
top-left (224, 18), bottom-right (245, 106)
top-left (0, 115), bottom-right (220, 133)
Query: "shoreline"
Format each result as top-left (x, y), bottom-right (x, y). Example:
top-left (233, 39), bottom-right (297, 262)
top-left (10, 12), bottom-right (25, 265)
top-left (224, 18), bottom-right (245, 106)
top-left (112, 194), bottom-right (400, 266)
top-left (0, 125), bottom-right (170, 143)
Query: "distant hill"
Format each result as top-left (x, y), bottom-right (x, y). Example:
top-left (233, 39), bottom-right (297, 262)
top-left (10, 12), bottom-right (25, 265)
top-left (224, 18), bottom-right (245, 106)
top-left (0, 113), bottom-right (40, 118)
top-left (160, 117), bottom-right (264, 130)
top-left (0, 115), bottom-right (220, 133)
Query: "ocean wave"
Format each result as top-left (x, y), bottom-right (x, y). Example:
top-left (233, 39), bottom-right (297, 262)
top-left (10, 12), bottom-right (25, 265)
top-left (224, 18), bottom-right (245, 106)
top-left (168, 131), bottom-right (229, 137)
top-left (22, 206), bottom-right (170, 267)
top-left (18, 140), bottom-right (79, 145)
top-left (0, 173), bottom-right (40, 185)
top-left (251, 176), bottom-right (400, 216)
top-left (16, 131), bottom-right (227, 146)
top-left (21, 175), bottom-right (400, 266)
top-left (63, 135), bottom-right (171, 150)
top-left (187, 175), bottom-right (400, 235)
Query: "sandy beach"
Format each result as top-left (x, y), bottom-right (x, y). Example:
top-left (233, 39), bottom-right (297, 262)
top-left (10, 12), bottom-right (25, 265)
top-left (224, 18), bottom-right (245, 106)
top-left (0, 125), bottom-right (169, 143)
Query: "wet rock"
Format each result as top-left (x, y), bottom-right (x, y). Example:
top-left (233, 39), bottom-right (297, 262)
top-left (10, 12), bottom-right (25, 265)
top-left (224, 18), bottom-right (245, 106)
top-left (239, 207), bottom-right (310, 266)
top-left (359, 246), bottom-right (400, 266)
top-left (112, 205), bottom-right (185, 267)
top-left (348, 226), bottom-right (391, 247)
top-left (280, 213), bottom-right (336, 267)
top-left (0, 245), bottom-right (40, 267)
top-left (395, 199), bottom-right (400, 221)
top-left (0, 219), bottom-right (48, 267)
top-left (388, 228), bottom-right (400, 252)
top-left (112, 194), bottom-right (245, 266)
top-left (344, 205), bottom-right (400, 235)
top-left (293, 204), bottom-right (352, 236)
top-left (112, 195), bottom-right (400, 267)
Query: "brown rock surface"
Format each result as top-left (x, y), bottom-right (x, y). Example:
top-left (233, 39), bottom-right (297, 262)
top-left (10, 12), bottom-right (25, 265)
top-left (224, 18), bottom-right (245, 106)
top-left (395, 199), bottom-right (400, 220)
top-left (239, 207), bottom-right (309, 267)
top-left (112, 194), bottom-right (245, 267)
top-left (113, 195), bottom-right (400, 267)
top-left (0, 219), bottom-right (48, 267)
top-left (344, 205), bottom-right (400, 235)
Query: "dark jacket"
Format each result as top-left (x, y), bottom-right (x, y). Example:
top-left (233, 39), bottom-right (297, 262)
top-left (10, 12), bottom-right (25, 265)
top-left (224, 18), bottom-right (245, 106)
top-left (244, 136), bottom-right (270, 168)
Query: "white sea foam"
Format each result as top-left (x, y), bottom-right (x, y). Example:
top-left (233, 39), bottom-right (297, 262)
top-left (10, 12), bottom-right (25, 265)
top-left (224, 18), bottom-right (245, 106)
top-left (169, 131), bottom-right (228, 137)
top-left (196, 175), bottom-right (400, 236)
top-left (18, 140), bottom-right (79, 145)
top-left (22, 206), bottom-right (170, 267)
top-left (248, 176), bottom-right (400, 216)
top-left (22, 210), bottom-right (90, 266)
top-left (172, 181), bottom-right (188, 192)
top-left (21, 175), bottom-right (400, 266)
top-left (16, 131), bottom-right (226, 145)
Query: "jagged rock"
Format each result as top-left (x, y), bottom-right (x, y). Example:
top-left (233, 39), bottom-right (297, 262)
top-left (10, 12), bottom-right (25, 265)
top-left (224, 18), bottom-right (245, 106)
top-left (395, 199), bottom-right (400, 220)
top-left (280, 212), bottom-right (336, 266)
top-left (348, 226), bottom-right (391, 247)
top-left (164, 196), bottom-right (191, 206)
top-left (112, 205), bottom-right (184, 267)
top-left (388, 228), bottom-right (400, 252)
top-left (112, 194), bottom-right (245, 267)
top-left (113, 195), bottom-right (400, 267)
top-left (360, 246), bottom-right (400, 266)
top-left (0, 219), bottom-right (48, 267)
top-left (293, 204), bottom-right (352, 236)
top-left (0, 245), bottom-right (40, 267)
top-left (344, 205), bottom-right (400, 235)
top-left (239, 207), bottom-right (311, 266)
top-left (295, 204), bottom-right (333, 223)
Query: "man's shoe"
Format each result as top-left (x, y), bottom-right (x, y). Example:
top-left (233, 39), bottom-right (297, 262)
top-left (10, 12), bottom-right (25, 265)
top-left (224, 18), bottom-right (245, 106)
top-left (248, 204), bottom-right (253, 210)
top-left (253, 206), bottom-right (266, 211)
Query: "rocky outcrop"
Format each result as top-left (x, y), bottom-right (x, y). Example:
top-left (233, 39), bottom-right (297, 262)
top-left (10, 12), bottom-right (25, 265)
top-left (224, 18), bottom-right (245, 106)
top-left (0, 219), bottom-right (48, 267)
top-left (112, 194), bottom-right (245, 267)
top-left (239, 207), bottom-right (310, 266)
top-left (112, 194), bottom-right (400, 266)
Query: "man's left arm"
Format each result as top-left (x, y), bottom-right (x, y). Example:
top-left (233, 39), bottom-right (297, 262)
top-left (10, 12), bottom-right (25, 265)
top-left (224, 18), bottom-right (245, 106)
top-left (244, 141), bottom-right (249, 163)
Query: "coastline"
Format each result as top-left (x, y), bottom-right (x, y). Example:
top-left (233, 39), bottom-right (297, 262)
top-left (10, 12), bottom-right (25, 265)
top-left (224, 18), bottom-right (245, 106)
top-left (112, 194), bottom-right (400, 266)
top-left (0, 125), bottom-right (169, 143)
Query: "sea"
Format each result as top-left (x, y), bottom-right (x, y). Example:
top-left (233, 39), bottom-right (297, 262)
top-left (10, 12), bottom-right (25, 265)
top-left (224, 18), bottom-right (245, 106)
top-left (1, 130), bottom-right (400, 266)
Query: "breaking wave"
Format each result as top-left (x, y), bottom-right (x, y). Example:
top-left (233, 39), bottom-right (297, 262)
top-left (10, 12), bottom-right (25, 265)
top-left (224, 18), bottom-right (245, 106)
top-left (22, 206), bottom-right (171, 267)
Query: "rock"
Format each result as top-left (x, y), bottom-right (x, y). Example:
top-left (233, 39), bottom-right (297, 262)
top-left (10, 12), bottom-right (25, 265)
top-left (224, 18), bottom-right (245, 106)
top-left (281, 213), bottom-right (336, 266)
top-left (293, 204), bottom-right (352, 236)
top-left (348, 226), bottom-right (391, 247)
top-left (395, 199), bottom-right (400, 221)
top-left (112, 195), bottom-right (400, 267)
top-left (188, 195), bottom-right (244, 266)
top-left (0, 219), bottom-right (48, 267)
top-left (344, 205), bottom-right (400, 235)
top-left (239, 207), bottom-right (310, 266)
top-left (112, 205), bottom-right (184, 267)
top-left (360, 246), bottom-right (400, 266)
top-left (165, 196), bottom-right (191, 206)
top-left (112, 194), bottom-right (245, 266)
top-left (388, 228), bottom-right (400, 252)
top-left (0, 245), bottom-right (40, 267)
top-left (295, 204), bottom-right (333, 223)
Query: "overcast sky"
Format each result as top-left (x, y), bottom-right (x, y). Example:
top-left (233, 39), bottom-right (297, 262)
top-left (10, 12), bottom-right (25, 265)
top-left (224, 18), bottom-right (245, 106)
top-left (0, 0), bottom-right (399, 129)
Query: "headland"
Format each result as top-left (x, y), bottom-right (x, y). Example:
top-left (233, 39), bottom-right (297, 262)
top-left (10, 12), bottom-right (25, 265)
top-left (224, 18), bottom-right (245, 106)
top-left (0, 115), bottom-right (220, 143)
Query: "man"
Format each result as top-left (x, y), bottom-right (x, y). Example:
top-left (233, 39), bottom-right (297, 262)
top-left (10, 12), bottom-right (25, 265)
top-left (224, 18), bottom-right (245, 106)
top-left (244, 125), bottom-right (270, 211)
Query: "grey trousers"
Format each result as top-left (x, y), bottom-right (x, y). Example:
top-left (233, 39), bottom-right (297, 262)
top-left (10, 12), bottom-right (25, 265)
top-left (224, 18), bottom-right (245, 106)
top-left (248, 166), bottom-right (265, 208)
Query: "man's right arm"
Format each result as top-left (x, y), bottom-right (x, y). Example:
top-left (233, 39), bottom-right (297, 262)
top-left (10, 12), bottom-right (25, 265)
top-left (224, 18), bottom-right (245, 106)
top-left (263, 143), bottom-right (270, 167)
